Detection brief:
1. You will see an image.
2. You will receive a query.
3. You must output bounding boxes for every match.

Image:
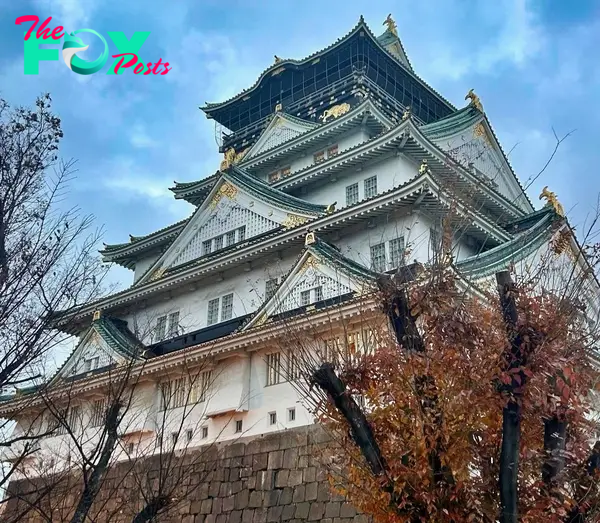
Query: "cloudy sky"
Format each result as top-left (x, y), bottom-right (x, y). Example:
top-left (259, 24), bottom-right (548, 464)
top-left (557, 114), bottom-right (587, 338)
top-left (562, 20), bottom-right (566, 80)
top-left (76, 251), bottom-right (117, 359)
top-left (2, 0), bottom-right (600, 290)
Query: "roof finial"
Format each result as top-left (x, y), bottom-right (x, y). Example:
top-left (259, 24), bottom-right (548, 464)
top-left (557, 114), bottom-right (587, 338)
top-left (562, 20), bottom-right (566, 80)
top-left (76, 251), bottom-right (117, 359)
top-left (305, 232), bottom-right (317, 246)
top-left (418, 159), bottom-right (431, 175)
top-left (274, 55), bottom-right (282, 63)
top-left (402, 106), bottom-right (412, 121)
top-left (465, 89), bottom-right (484, 113)
top-left (92, 310), bottom-right (102, 322)
top-left (326, 202), bottom-right (337, 214)
top-left (275, 101), bottom-right (282, 112)
top-left (540, 186), bottom-right (565, 217)
top-left (383, 14), bottom-right (398, 36)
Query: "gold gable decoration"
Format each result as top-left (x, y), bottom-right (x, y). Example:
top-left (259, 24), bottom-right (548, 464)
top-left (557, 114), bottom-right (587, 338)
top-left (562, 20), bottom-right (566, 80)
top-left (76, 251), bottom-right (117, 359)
top-left (282, 214), bottom-right (309, 229)
top-left (299, 255), bottom-right (320, 275)
top-left (540, 186), bottom-right (565, 217)
top-left (465, 89), bottom-right (484, 113)
top-left (473, 122), bottom-right (492, 147)
top-left (402, 106), bottom-right (411, 121)
top-left (149, 267), bottom-right (166, 281)
top-left (383, 14), bottom-right (398, 36)
top-left (418, 159), bottom-right (431, 175)
top-left (92, 310), bottom-right (102, 321)
top-left (319, 103), bottom-right (351, 123)
top-left (219, 147), bottom-right (248, 171)
top-left (210, 181), bottom-right (239, 209)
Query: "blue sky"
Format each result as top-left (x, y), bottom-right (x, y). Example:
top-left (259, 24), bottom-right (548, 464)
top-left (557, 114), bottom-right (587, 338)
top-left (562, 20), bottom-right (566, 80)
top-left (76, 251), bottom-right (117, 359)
top-left (2, 0), bottom-right (600, 290)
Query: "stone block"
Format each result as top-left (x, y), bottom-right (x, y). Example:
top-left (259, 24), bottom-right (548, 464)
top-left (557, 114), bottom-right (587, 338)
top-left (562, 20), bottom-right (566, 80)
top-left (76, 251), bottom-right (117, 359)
top-left (252, 453), bottom-right (268, 471)
top-left (235, 489), bottom-right (250, 510)
top-left (325, 502), bottom-right (341, 518)
top-left (225, 443), bottom-right (246, 458)
top-left (267, 450), bottom-right (284, 470)
top-left (287, 470), bottom-right (303, 487)
top-left (263, 489), bottom-right (281, 507)
top-left (208, 481), bottom-right (221, 498)
top-left (215, 515), bottom-right (228, 523)
top-left (305, 482), bottom-right (318, 501)
top-left (204, 515), bottom-right (216, 523)
top-left (303, 467), bottom-right (316, 483)
top-left (223, 495), bottom-right (236, 513)
top-left (212, 498), bottom-right (223, 515)
top-left (308, 502), bottom-right (325, 521)
top-left (190, 501), bottom-right (203, 515)
top-left (230, 510), bottom-right (243, 523)
top-left (353, 515), bottom-right (369, 523)
top-left (281, 504), bottom-right (296, 521)
top-left (283, 448), bottom-right (298, 469)
top-left (275, 470), bottom-right (289, 488)
top-left (317, 482), bottom-right (331, 502)
top-left (232, 481), bottom-right (243, 494)
top-left (200, 499), bottom-right (213, 515)
top-left (292, 485), bottom-right (305, 503)
top-left (242, 509), bottom-right (255, 523)
top-left (340, 503), bottom-right (357, 518)
top-left (278, 487), bottom-right (293, 505)
top-left (249, 490), bottom-right (264, 508)
top-left (256, 470), bottom-right (275, 491)
top-left (267, 505), bottom-right (284, 522)
top-left (295, 502), bottom-right (310, 519)
top-left (230, 468), bottom-right (241, 481)
top-left (297, 455), bottom-right (309, 468)
top-left (253, 507), bottom-right (268, 523)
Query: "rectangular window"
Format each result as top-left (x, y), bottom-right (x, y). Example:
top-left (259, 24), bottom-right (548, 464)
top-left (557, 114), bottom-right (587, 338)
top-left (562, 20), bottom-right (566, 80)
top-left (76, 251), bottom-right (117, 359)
top-left (207, 298), bottom-right (220, 326)
top-left (314, 286), bottom-right (323, 303)
top-left (235, 420), bottom-right (243, 433)
top-left (269, 412), bottom-right (277, 426)
top-left (128, 442), bottom-right (135, 455)
top-left (265, 278), bottom-right (279, 301)
top-left (221, 293), bottom-right (234, 321)
top-left (287, 354), bottom-right (300, 381)
top-left (186, 429), bottom-right (193, 443)
top-left (430, 229), bottom-right (441, 256)
top-left (238, 226), bottom-right (246, 242)
top-left (90, 399), bottom-right (105, 427)
top-left (300, 290), bottom-right (311, 307)
top-left (155, 315), bottom-right (167, 341)
top-left (327, 145), bottom-right (339, 158)
top-left (156, 435), bottom-right (162, 449)
top-left (370, 243), bottom-right (386, 272)
top-left (280, 166), bottom-right (291, 177)
top-left (201, 426), bottom-right (208, 439)
top-left (266, 352), bottom-right (281, 386)
top-left (313, 151), bottom-right (325, 164)
top-left (168, 311), bottom-right (180, 337)
top-left (268, 170), bottom-right (280, 183)
top-left (191, 371), bottom-right (212, 403)
top-left (171, 432), bottom-right (178, 445)
top-left (226, 230), bottom-right (236, 246)
top-left (389, 237), bottom-right (405, 269)
top-left (364, 176), bottom-right (378, 199)
top-left (83, 359), bottom-right (92, 373)
top-left (288, 408), bottom-right (296, 422)
top-left (172, 377), bottom-right (187, 408)
top-left (346, 183), bottom-right (359, 206)
top-left (213, 235), bottom-right (224, 251)
top-left (201, 239), bottom-right (212, 256)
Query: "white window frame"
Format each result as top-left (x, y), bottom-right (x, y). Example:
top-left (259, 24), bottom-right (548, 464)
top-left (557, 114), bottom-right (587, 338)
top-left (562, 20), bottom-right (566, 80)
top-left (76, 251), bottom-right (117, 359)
top-left (266, 352), bottom-right (281, 386)
top-left (370, 243), bottom-right (386, 272)
top-left (364, 176), bottom-right (378, 199)
top-left (346, 183), bottom-right (359, 206)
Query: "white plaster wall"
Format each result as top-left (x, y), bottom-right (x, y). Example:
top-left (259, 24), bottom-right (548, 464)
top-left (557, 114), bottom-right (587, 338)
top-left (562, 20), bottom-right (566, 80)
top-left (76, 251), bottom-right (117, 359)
top-left (133, 252), bottom-right (162, 283)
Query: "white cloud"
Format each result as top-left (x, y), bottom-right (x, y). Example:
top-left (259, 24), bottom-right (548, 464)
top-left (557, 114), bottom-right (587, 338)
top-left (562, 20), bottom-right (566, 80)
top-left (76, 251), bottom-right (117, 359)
top-left (129, 123), bottom-right (159, 149)
top-left (33, 0), bottom-right (97, 32)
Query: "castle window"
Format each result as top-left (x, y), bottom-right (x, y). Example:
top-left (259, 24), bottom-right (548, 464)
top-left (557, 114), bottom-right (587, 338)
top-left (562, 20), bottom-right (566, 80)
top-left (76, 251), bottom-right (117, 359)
top-left (167, 311), bottom-right (180, 337)
top-left (265, 278), bottom-right (279, 301)
top-left (207, 298), bottom-right (220, 326)
top-left (226, 230), bottom-right (236, 247)
top-left (346, 183), bottom-right (359, 206)
top-left (221, 293), bottom-right (234, 321)
top-left (364, 176), bottom-right (378, 199)
top-left (235, 420), bottom-right (243, 433)
top-left (313, 151), bottom-right (325, 164)
top-left (155, 312), bottom-right (180, 341)
top-left (171, 432), bottom-right (178, 445)
top-left (314, 286), bottom-right (323, 303)
top-left (370, 243), bottom-right (386, 272)
top-left (214, 235), bottom-right (224, 251)
top-left (269, 412), bottom-right (277, 426)
top-left (238, 226), bottom-right (246, 242)
top-left (288, 408), bottom-right (296, 422)
top-left (155, 315), bottom-right (167, 341)
top-left (327, 145), bottom-right (339, 157)
top-left (201, 426), bottom-right (208, 439)
top-left (201, 239), bottom-right (212, 256)
top-left (268, 170), bottom-right (281, 183)
top-left (300, 290), bottom-right (311, 307)
top-left (186, 429), bottom-right (193, 443)
top-left (280, 166), bottom-right (291, 177)
top-left (389, 237), bottom-right (405, 269)
top-left (266, 352), bottom-right (281, 386)
top-left (83, 356), bottom-right (99, 373)
top-left (90, 399), bottom-right (105, 427)
top-left (287, 353), bottom-right (300, 381)
top-left (267, 166), bottom-right (291, 184)
top-left (160, 373), bottom-right (210, 411)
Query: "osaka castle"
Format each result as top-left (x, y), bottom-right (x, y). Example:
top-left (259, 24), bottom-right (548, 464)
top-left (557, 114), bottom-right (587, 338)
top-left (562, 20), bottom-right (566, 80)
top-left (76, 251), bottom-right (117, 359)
top-left (1, 14), bottom-right (597, 478)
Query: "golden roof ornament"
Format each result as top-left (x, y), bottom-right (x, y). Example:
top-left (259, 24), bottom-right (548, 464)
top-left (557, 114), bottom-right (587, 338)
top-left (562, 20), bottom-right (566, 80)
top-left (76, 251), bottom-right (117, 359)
top-left (274, 55), bottom-right (282, 63)
top-left (325, 202), bottom-right (337, 214)
top-left (305, 232), bottom-right (316, 246)
top-left (418, 159), bottom-right (431, 175)
top-left (465, 89), bottom-right (484, 113)
top-left (319, 103), bottom-right (351, 123)
top-left (274, 102), bottom-right (282, 112)
top-left (402, 106), bottom-right (411, 121)
top-left (383, 14), bottom-right (398, 36)
top-left (92, 310), bottom-right (102, 321)
top-left (540, 186), bottom-right (565, 217)
top-left (219, 147), bottom-right (248, 170)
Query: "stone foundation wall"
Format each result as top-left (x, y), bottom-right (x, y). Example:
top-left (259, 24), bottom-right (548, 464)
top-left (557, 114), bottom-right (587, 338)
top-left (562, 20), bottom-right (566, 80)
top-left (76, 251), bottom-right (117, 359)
top-left (2, 425), bottom-right (369, 523)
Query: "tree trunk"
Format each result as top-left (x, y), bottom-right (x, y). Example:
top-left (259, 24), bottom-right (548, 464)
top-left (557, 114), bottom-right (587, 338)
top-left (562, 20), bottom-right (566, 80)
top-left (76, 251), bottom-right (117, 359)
top-left (499, 400), bottom-right (520, 523)
top-left (542, 415), bottom-right (567, 485)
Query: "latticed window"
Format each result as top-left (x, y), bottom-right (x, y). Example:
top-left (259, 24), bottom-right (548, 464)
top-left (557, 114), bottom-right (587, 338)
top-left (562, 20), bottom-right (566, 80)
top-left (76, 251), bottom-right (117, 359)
top-left (314, 286), bottom-right (323, 303)
top-left (207, 299), bottom-right (220, 325)
top-left (327, 145), bottom-right (339, 158)
top-left (226, 230), bottom-right (236, 247)
top-left (287, 353), bottom-right (300, 381)
top-left (370, 243), bottom-right (386, 272)
top-left (238, 226), bottom-right (246, 242)
top-left (56, 405), bottom-right (80, 435)
top-left (155, 316), bottom-right (167, 341)
top-left (268, 170), bottom-right (281, 183)
top-left (265, 278), bottom-right (279, 301)
top-left (389, 237), bottom-right (405, 269)
top-left (168, 311), bottom-right (180, 337)
top-left (280, 166), bottom-right (291, 177)
top-left (221, 293), bottom-right (234, 321)
top-left (313, 151), bottom-right (325, 164)
top-left (90, 399), bottom-right (105, 427)
top-left (201, 240), bottom-right (212, 256)
top-left (235, 420), bottom-right (243, 433)
top-left (300, 290), bottom-right (311, 307)
top-left (214, 235), bottom-right (224, 251)
top-left (346, 183), bottom-right (359, 206)
top-left (266, 352), bottom-right (281, 386)
top-left (364, 176), bottom-right (378, 199)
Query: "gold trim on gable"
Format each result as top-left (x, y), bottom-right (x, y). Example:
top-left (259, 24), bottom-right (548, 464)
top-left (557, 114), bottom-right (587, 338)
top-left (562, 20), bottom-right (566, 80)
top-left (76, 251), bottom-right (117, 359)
top-left (210, 182), bottom-right (238, 209)
top-left (282, 214), bottom-right (308, 229)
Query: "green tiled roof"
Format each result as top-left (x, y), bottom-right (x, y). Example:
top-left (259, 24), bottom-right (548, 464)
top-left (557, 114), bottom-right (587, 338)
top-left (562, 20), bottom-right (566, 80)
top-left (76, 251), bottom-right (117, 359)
top-left (225, 166), bottom-right (329, 216)
top-left (308, 238), bottom-right (380, 282)
top-left (94, 316), bottom-right (145, 359)
top-left (101, 218), bottom-right (189, 254)
top-left (420, 105), bottom-right (482, 139)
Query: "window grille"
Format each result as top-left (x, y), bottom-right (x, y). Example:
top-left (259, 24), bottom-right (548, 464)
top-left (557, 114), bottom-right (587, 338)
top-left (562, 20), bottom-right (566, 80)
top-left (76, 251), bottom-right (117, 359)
top-left (313, 151), bottom-right (325, 164)
top-left (268, 170), bottom-right (281, 183)
top-left (346, 183), bottom-right (359, 206)
top-left (314, 286), bottom-right (323, 303)
top-left (186, 429), bottom-right (193, 442)
top-left (370, 243), bottom-right (386, 272)
top-left (207, 299), bottom-right (220, 325)
top-left (300, 290), bottom-right (311, 307)
top-left (226, 230), bottom-right (236, 246)
top-left (265, 278), bottom-right (279, 301)
top-left (201, 240), bottom-right (212, 256)
top-left (155, 316), bottom-right (167, 341)
top-left (235, 420), bottom-right (243, 433)
top-left (269, 412), bottom-right (277, 426)
top-left (287, 353), bottom-right (300, 381)
top-left (168, 312), bottom-right (180, 337)
top-left (327, 145), bottom-right (339, 157)
top-left (201, 426), bottom-right (208, 439)
top-left (238, 226), bottom-right (246, 242)
top-left (214, 235), bottom-right (224, 251)
top-left (90, 399), bottom-right (105, 427)
top-left (389, 237), bottom-right (405, 269)
top-left (364, 176), bottom-right (378, 198)
top-left (280, 166), bottom-right (291, 177)
top-left (288, 408), bottom-right (296, 422)
top-left (221, 293), bottom-right (234, 321)
top-left (266, 352), bottom-right (281, 386)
